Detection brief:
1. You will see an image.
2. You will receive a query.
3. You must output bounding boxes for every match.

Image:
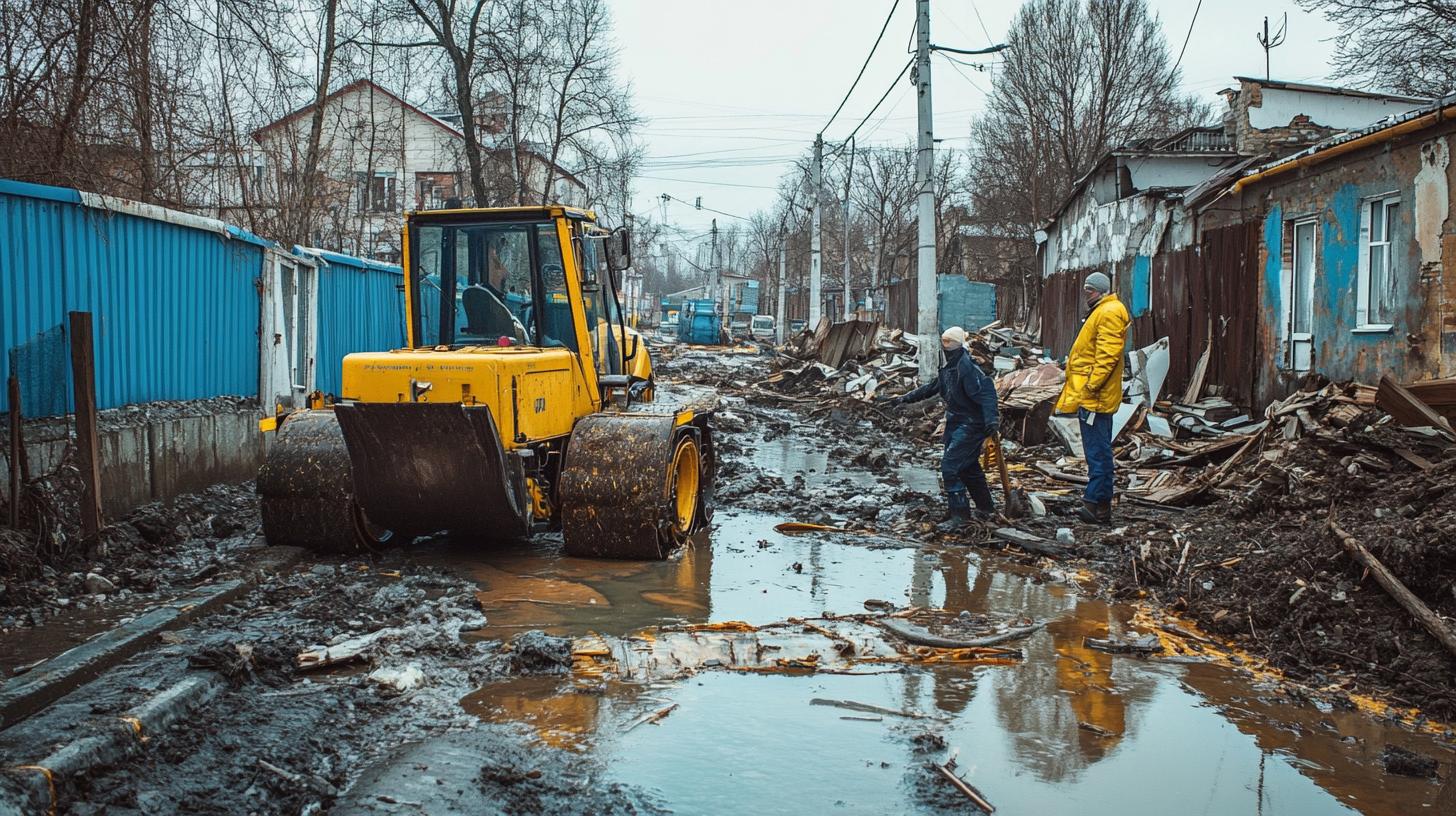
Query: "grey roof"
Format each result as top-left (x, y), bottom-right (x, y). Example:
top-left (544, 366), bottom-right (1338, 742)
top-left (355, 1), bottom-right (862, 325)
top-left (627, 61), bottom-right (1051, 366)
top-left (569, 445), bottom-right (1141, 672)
top-left (1228, 77), bottom-right (1430, 105)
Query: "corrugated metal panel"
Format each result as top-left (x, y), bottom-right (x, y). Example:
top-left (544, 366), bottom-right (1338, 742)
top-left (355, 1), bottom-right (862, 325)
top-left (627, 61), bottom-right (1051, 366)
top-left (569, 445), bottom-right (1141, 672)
top-left (310, 251), bottom-right (406, 397)
top-left (937, 276), bottom-right (997, 332)
top-left (2, 182), bottom-right (265, 416)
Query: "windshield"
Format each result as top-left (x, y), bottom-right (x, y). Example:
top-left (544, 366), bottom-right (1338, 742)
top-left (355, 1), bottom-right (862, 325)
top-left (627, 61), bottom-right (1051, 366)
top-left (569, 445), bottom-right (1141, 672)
top-left (410, 220), bottom-right (577, 350)
top-left (752, 316), bottom-right (773, 329)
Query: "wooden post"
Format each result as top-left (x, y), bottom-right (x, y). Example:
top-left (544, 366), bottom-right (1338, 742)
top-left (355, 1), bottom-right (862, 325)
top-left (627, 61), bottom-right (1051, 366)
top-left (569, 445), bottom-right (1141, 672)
top-left (68, 311), bottom-right (104, 550)
top-left (1330, 520), bottom-right (1456, 662)
top-left (7, 374), bottom-right (23, 528)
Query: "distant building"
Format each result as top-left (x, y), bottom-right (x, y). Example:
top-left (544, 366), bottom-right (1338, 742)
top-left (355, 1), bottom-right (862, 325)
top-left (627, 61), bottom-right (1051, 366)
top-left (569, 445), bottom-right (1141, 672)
top-left (187, 80), bottom-right (586, 262)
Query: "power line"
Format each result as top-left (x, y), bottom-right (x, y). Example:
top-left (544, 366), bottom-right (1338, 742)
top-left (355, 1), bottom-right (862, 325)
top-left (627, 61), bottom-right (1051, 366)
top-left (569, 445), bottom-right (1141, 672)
top-left (823, 0), bottom-right (904, 133)
top-left (638, 175), bottom-right (782, 190)
top-left (968, 0), bottom-right (994, 45)
top-left (660, 193), bottom-right (749, 222)
top-left (1171, 0), bottom-right (1203, 77)
top-left (936, 51), bottom-right (989, 95)
top-left (828, 57), bottom-right (914, 156)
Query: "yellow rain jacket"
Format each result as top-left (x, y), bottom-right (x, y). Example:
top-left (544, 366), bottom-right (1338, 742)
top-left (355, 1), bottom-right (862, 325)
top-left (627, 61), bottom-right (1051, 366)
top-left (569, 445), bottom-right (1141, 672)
top-left (1055, 294), bottom-right (1130, 415)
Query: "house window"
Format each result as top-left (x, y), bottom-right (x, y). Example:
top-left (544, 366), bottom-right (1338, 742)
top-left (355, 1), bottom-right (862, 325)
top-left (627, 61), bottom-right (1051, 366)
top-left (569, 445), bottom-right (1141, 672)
top-left (416, 172), bottom-right (458, 210)
top-left (1357, 195), bottom-right (1401, 330)
top-left (356, 171), bottom-right (397, 212)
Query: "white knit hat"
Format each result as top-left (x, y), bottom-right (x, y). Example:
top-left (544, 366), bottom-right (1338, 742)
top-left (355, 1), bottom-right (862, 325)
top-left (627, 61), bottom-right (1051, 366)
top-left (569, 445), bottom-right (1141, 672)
top-left (940, 326), bottom-right (969, 345)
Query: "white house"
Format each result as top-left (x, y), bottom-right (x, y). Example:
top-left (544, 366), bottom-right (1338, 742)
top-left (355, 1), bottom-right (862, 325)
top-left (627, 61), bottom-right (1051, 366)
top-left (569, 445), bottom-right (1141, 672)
top-left (195, 80), bottom-right (588, 261)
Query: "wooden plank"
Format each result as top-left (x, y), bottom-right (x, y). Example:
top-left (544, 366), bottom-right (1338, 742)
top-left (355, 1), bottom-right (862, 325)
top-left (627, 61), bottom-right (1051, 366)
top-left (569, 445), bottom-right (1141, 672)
top-left (1403, 377), bottom-right (1456, 408)
top-left (7, 374), bottom-right (22, 527)
top-left (1376, 374), bottom-right (1455, 438)
top-left (1182, 340), bottom-right (1210, 405)
top-left (1330, 520), bottom-right (1456, 662)
top-left (68, 311), bottom-right (104, 549)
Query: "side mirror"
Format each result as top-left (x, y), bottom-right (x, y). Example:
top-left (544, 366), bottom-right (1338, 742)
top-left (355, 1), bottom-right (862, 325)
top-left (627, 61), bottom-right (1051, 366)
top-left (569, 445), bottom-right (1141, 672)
top-left (605, 227), bottom-right (632, 272)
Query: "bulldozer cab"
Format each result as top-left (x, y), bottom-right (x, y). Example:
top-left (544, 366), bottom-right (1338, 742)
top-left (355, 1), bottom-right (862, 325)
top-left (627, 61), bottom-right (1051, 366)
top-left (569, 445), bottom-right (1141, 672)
top-left (403, 207), bottom-right (640, 402)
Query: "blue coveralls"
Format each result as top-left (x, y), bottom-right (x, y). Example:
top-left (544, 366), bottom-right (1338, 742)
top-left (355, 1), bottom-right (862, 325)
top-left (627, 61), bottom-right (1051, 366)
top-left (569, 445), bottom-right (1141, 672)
top-left (899, 346), bottom-right (1000, 514)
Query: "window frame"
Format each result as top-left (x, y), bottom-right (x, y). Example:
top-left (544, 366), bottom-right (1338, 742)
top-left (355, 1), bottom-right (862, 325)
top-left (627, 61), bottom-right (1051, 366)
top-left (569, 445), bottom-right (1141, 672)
top-left (1356, 193), bottom-right (1401, 333)
top-left (1284, 216), bottom-right (1318, 373)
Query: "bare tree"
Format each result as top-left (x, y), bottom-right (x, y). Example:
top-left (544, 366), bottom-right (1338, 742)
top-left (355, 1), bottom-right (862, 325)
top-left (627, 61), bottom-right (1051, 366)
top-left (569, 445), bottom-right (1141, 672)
top-left (1300, 0), bottom-right (1456, 97)
top-left (400, 0), bottom-right (490, 203)
top-left (962, 0), bottom-right (1207, 320)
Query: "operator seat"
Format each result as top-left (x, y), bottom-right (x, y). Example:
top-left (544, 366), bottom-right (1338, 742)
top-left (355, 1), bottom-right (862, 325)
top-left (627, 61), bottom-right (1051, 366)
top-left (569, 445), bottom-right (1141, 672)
top-left (462, 284), bottom-right (526, 343)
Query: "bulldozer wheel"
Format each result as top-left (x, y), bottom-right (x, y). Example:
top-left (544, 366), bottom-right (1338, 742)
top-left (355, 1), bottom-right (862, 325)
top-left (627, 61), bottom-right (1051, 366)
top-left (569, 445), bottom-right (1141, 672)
top-left (255, 410), bottom-right (394, 554)
top-left (558, 413), bottom-right (714, 560)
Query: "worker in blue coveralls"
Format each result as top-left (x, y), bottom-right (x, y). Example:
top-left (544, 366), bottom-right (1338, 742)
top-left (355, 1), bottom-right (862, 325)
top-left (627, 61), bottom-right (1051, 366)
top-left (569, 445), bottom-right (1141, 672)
top-left (885, 326), bottom-right (1000, 524)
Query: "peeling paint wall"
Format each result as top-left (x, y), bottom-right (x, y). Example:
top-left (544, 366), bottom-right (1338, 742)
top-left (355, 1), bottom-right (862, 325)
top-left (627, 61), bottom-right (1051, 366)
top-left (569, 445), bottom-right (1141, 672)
top-left (1043, 193), bottom-right (1192, 278)
top-left (1246, 125), bottom-right (1456, 405)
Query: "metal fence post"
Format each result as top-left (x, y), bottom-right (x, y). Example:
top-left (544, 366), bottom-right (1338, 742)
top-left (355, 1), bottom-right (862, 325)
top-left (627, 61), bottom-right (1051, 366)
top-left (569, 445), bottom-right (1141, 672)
top-left (68, 311), bottom-right (103, 551)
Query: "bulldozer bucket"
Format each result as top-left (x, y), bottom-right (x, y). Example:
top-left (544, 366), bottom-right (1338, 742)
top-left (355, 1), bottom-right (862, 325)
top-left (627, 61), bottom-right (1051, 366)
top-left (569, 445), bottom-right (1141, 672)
top-left (333, 402), bottom-right (531, 542)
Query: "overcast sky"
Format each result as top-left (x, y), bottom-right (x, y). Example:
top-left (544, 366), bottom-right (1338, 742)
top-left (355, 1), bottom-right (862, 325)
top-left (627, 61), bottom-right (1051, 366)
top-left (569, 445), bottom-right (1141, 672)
top-left (609, 0), bottom-right (1343, 251)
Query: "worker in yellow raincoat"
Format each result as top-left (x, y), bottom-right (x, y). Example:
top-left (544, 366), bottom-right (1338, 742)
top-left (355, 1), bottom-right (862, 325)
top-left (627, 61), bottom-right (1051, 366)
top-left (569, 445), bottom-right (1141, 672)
top-left (1054, 272), bottom-right (1129, 524)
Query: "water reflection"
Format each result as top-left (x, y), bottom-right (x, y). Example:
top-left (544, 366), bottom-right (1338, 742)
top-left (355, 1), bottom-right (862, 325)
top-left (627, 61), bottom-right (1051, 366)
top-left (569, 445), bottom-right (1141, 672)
top-left (433, 508), bottom-right (1451, 813)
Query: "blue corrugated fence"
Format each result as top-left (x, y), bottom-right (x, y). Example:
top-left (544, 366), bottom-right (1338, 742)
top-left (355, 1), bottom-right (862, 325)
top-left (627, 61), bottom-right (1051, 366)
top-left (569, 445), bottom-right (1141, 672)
top-left (1, 179), bottom-right (403, 417)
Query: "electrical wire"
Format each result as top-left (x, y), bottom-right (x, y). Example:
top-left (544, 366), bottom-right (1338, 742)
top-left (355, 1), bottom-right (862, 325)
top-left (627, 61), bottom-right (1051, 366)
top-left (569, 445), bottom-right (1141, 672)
top-left (661, 193), bottom-right (749, 222)
top-left (936, 51), bottom-right (989, 95)
top-left (638, 175), bottom-right (782, 190)
top-left (823, 0), bottom-right (904, 133)
top-left (827, 57), bottom-right (914, 157)
top-left (1170, 0), bottom-right (1202, 77)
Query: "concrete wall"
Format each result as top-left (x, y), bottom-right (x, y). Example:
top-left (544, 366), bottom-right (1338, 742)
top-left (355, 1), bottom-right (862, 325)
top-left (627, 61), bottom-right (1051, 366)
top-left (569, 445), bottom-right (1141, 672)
top-left (1246, 125), bottom-right (1455, 405)
top-left (0, 399), bottom-right (265, 518)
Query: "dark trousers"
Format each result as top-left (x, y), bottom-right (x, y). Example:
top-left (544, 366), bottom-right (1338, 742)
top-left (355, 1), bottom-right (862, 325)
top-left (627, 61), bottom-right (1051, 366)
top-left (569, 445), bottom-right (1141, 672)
top-left (1078, 407), bottom-right (1115, 504)
top-left (942, 419), bottom-right (993, 511)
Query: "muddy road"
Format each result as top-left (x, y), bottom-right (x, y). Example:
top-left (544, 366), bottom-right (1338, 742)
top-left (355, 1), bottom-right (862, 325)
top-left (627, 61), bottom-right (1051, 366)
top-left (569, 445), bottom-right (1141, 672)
top-left (2, 347), bottom-right (1455, 815)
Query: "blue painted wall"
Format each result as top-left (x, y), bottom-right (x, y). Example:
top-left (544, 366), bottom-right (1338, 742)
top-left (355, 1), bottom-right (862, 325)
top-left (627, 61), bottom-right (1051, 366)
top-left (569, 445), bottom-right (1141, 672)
top-left (1255, 172), bottom-right (1434, 404)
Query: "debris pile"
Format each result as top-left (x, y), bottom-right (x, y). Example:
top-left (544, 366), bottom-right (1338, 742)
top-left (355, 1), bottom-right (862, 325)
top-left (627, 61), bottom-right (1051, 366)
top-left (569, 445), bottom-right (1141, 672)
top-left (1091, 377), bottom-right (1456, 718)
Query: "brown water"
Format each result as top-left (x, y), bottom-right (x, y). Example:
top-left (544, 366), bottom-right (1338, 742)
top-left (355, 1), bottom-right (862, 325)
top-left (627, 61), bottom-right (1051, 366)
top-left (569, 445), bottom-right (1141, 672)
top-left (427, 502), bottom-right (1456, 816)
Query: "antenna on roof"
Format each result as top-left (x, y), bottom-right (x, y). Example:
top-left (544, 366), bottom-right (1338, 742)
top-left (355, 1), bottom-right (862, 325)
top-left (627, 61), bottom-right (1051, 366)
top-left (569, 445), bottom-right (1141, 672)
top-left (1257, 14), bottom-right (1288, 81)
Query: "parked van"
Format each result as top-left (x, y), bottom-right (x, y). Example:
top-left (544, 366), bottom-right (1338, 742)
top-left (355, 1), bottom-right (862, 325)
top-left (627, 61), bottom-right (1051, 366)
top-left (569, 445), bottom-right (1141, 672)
top-left (750, 314), bottom-right (776, 342)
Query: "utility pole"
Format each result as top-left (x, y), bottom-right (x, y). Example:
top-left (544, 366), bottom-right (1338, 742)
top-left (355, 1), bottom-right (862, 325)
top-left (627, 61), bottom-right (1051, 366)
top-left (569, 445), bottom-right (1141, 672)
top-left (914, 0), bottom-right (938, 383)
top-left (842, 199), bottom-right (852, 319)
top-left (709, 218), bottom-right (720, 325)
top-left (809, 134), bottom-right (824, 329)
top-left (777, 235), bottom-right (787, 345)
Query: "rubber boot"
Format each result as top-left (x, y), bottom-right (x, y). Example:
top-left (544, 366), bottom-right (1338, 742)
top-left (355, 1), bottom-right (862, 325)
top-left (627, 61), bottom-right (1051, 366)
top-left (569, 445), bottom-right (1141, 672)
top-left (966, 477), bottom-right (996, 520)
top-left (1077, 500), bottom-right (1112, 525)
top-left (937, 490), bottom-right (972, 530)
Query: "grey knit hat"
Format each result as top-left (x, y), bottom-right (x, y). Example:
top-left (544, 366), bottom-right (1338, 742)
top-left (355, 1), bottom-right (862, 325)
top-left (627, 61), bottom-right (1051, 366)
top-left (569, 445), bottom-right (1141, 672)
top-left (1084, 271), bottom-right (1111, 294)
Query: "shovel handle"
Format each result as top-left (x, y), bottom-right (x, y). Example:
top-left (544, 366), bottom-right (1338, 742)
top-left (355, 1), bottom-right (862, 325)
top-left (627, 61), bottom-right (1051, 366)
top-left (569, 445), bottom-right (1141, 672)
top-left (991, 433), bottom-right (1013, 503)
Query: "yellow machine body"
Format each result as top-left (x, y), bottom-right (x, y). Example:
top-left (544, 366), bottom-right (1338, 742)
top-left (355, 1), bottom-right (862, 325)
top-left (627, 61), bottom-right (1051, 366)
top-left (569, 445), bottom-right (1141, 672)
top-left (256, 205), bottom-right (710, 560)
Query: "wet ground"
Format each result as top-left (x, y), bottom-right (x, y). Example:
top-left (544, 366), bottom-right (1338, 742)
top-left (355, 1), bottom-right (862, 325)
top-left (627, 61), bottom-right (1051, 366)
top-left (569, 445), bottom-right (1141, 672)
top-left (2, 347), bottom-right (1454, 814)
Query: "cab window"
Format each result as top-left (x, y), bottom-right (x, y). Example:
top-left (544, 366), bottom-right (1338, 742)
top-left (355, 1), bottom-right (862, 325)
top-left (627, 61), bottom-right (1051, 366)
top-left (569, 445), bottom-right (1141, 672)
top-left (410, 220), bottom-right (574, 349)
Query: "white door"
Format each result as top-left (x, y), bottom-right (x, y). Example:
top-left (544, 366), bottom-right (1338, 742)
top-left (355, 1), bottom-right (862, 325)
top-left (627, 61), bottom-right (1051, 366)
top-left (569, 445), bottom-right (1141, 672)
top-left (1287, 220), bottom-right (1316, 373)
top-left (259, 250), bottom-right (319, 410)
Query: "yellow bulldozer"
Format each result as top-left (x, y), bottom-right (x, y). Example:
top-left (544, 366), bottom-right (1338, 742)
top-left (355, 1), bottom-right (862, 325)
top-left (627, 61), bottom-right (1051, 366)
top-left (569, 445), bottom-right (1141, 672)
top-left (256, 205), bottom-right (714, 559)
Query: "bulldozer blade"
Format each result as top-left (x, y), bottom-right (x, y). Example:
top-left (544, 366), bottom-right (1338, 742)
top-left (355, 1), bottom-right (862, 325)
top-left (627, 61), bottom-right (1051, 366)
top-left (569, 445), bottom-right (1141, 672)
top-left (559, 413), bottom-right (710, 560)
top-left (333, 402), bottom-right (530, 542)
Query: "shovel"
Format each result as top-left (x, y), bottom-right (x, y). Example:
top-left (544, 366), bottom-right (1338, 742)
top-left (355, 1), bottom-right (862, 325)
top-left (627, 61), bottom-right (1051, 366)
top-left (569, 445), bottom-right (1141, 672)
top-left (984, 434), bottom-right (1032, 519)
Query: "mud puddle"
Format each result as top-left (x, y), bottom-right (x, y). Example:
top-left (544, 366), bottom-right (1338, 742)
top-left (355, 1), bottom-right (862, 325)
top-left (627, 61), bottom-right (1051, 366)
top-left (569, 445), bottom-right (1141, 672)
top-left (426, 515), bottom-right (1453, 814)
